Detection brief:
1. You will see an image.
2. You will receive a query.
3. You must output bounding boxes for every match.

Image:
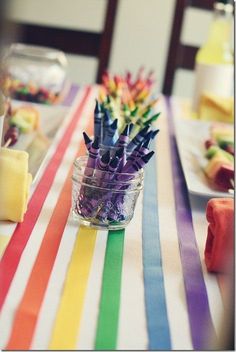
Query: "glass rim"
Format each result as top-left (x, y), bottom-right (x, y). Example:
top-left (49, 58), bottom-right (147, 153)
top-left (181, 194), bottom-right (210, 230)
top-left (71, 175), bottom-right (143, 192)
top-left (74, 156), bottom-right (144, 181)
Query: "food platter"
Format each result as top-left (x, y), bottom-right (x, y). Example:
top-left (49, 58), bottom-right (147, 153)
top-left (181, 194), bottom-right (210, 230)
top-left (173, 116), bottom-right (234, 198)
top-left (7, 100), bottom-right (68, 181)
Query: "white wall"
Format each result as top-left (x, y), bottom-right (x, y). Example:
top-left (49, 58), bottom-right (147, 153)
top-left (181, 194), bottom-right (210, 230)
top-left (6, 0), bottom-right (223, 97)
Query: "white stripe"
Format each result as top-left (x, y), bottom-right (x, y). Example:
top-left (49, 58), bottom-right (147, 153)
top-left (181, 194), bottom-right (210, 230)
top-left (190, 202), bottom-right (224, 336)
top-left (76, 230), bottom-right (108, 350)
top-left (117, 191), bottom-right (148, 349)
top-left (0, 87), bottom-right (97, 349)
top-left (156, 100), bottom-right (192, 349)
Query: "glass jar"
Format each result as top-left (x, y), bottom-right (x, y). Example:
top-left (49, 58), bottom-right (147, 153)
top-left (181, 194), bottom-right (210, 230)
top-left (1, 43), bottom-right (68, 105)
top-left (72, 156), bottom-right (143, 229)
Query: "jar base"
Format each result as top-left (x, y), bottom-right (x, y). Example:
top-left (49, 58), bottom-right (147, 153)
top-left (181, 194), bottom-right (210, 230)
top-left (72, 210), bottom-right (129, 230)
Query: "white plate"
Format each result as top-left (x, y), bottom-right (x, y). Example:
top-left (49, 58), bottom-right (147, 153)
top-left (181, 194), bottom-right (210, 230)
top-left (173, 116), bottom-right (234, 198)
top-left (9, 100), bottom-right (69, 181)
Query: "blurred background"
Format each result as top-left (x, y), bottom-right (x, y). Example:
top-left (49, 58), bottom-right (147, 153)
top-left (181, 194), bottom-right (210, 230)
top-left (3, 0), bottom-right (233, 97)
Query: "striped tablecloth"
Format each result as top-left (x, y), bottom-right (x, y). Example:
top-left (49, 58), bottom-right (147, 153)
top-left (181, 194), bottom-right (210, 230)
top-left (0, 88), bottom-right (227, 350)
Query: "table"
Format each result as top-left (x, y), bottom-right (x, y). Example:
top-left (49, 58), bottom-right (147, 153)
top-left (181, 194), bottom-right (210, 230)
top-left (0, 86), bottom-right (230, 350)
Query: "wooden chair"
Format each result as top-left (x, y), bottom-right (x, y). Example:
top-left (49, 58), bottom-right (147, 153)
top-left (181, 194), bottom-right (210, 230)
top-left (7, 0), bottom-right (119, 83)
top-left (162, 0), bottom-right (215, 95)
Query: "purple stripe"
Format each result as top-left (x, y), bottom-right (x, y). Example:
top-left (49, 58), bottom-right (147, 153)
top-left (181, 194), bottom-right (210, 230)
top-left (165, 97), bottom-right (217, 349)
top-left (62, 84), bottom-right (79, 106)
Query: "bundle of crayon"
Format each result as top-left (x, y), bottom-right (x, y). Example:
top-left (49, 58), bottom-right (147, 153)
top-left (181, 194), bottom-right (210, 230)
top-left (98, 68), bottom-right (161, 136)
top-left (93, 98), bottom-right (161, 145)
top-left (74, 129), bottom-right (158, 224)
top-left (101, 66), bottom-right (156, 105)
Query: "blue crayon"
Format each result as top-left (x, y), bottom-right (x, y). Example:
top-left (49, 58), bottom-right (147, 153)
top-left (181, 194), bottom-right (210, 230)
top-left (151, 128), bottom-right (160, 139)
top-left (94, 99), bottom-right (103, 140)
top-left (115, 124), bottom-right (130, 148)
top-left (102, 109), bottom-right (113, 142)
top-left (85, 137), bottom-right (100, 176)
top-left (143, 130), bottom-right (153, 141)
top-left (129, 123), bottom-right (134, 135)
top-left (83, 131), bottom-right (92, 151)
top-left (126, 125), bottom-right (149, 152)
top-left (103, 118), bottom-right (118, 146)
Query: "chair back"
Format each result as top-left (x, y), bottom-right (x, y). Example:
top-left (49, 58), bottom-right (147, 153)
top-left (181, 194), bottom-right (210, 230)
top-left (8, 0), bottom-right (119, 83)
top-left (162, 0), bottom-right (214, 95)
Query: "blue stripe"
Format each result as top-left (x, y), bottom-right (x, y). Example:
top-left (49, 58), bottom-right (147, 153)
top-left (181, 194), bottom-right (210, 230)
top-left (142, 145), bottom-right (171, 349)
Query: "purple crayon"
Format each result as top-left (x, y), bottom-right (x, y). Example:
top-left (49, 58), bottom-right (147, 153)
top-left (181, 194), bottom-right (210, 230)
top-left (125, 151), bottom-right (155, 174)
top-left (122, 142), bottom-right (142, 172)
top-left (137, 137), bottom-right (151, 157)
top-left (85, 137), bottom-right (100, 176)
top-left (118, 151), bottom-right (155, 183)
top-left (83, 131), bottom-right (92, 151)
top-left (94, 99), bottom-right (103, 141)
top-left (115, 124), bottom-right (130, 148)
top-left (115, 146), bottom-right (126, 173)
top-left (94, 150), bottom-right (110, 180)
top-left (103, 118), bottom-right (118, 146)
top-left (126, 125), bottom-right (149, 152)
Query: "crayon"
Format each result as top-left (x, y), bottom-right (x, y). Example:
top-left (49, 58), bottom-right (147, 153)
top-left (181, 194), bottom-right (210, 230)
top-left (85, 137), bottom-right (100, 176)
top-left (120, 151), bottom-right (155, 182)
top-left (151, 129), bottom-right (160, 139)
top-left (143, 112), bottom-right (161, 126)
top-left (116, 146), bottom-right (126, 173)
top-left (126, 125), bottom-right (149, 151)
top-left (115, 124), bottom-right (130, 148)
top-left (103, 118), bottom-right (118, 146)
top-left (136, 137), bottom-right (151, 157)
top-left (94, 99), bottom-right (103, 140)
top-left (125, 151), bottom-right (155, 173)
top-left (83, 131), bottom-right (92, 151)
top-left (122, 142), bottom-right (142, 172)
top-left (94, 150), bottom-right (110, 180)
top-left (102, 109), bottom-right (113, 142)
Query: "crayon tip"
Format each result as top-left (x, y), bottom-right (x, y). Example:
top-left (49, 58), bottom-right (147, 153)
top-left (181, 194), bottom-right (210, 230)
top-left (101, 150), bottom-right (110, 163)
top-left (115, 146), bottom-right (125, 158)
top-left (151, 129), bottom-right (160, 139)
top-left (110, 156), bottom-right (119, 168)
top-left (122, 124), bottom-right (129, 136)
top-left (144, 130), bottom-right (153, 140)
top-left (142, 150), bottom-right (155, 163)
top-left (140, 125), bottom-right (150, 136)
top-left (131, 106), bottom-right (138, 117)
top-left (110, 118), bottom-right (118, 130)
top-left (94, 99), bottom-right (101, 113)
top-left (83, 131), bottom-right (92, 144)
top-left (107, 95), bottom-right (111, 103)
top-left (142, 137), bottom-right (151, 148)
top-left (92, 136), bottom-right (99, 149)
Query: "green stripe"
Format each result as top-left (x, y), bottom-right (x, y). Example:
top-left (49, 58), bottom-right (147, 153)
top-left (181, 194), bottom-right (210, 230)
top-left (95, 229), bottom-right (125, 350)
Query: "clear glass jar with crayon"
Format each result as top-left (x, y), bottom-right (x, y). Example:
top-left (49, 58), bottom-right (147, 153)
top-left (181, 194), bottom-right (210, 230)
top-left (1, 43), bottom-right (68, 104)
top-left (71, 156), bottom-right (143, 230)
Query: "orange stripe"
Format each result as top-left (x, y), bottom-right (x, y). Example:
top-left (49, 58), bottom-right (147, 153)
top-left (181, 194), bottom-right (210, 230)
top-left (5, 108), bottom-right (94, 350)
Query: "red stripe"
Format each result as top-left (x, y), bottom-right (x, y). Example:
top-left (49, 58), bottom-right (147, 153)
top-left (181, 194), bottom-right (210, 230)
top-left (0, 86), bottom-right (91, 310)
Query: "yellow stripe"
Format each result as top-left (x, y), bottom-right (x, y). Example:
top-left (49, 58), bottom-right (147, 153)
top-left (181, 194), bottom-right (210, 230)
top-left (49, 226), bottom-right (97, 349)
top-left (0, 235), bottom-right (11, 259)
